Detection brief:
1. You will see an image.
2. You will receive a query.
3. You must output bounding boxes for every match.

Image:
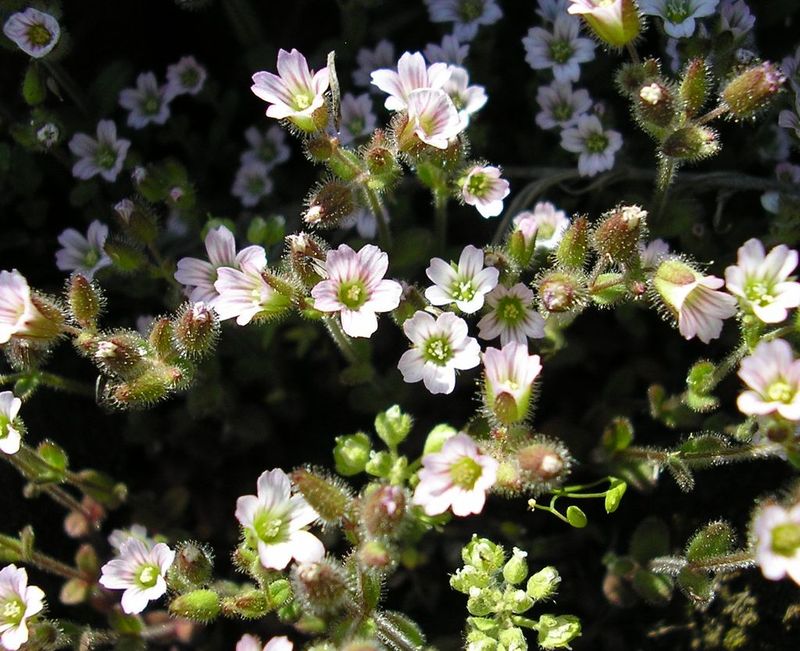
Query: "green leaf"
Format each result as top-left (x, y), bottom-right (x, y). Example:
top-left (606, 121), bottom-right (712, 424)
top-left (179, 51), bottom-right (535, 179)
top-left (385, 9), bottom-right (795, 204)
top-left (630, 517), bottom-right (670, 563)
top-left (604, 478), bottom-right (627, 513)
top-left (566, 505), bottom-right (588, 528)
top-left (23, 64), bottom-right (47, 106)
top-left (685, 521), bottom-right (735, 563)
top-left (632, 569), bottom-right (673, 606)
top-left (677, 567), bottom-right (715, 609)
top-left (602, 417), bottom-right (634, 452)
top-left (375, 610), bottom-right (426, 651)
top-left (37, 440), bottom-right (69, 472)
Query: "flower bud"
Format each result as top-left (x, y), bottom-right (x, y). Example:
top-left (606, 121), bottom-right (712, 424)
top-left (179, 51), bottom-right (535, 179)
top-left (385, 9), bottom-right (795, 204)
top-left (361, 483), bottom-right (407, 537)
top-left (462, 535), bottom-right (506, 573)
top-left (537, 271), bottom-right (586, 313)
top-left (222, 589), bottom-right (269, 619)
top-left (679, 58), bottom-right (710, 118)
top-left (287, 232), bottom-right (328, 288)
top-left (506, 588), bottom-right (534, 614)
top-left (171, 541), bottom-right (213, 588)
top-left (498, 627), bottom-right (527, 650)
top-left (67, 274), bottom-right (103, 329)
top-left (592, 205), bottom-right (646, 267)
top-left (516, 438), bottom-right (570, 490)
top-left (173, 302), bottom-right (219, 359)
top-left (636, 81), bottom-right (674, 130)
top-left (357, 539), bottom-right (396, 572)
top-left (118, 200), bottom-right (158, 245)
top-left (536, 614), bottom-right (581, 650)
top-left (467, 586), bottom-right (499, 617)
top-left (526, 566), bottom-right (561, 601)
top-left (292, 559), bottom-right (348, 614)
top-left (291, 467), bottom-right (353, 524)
top-left (616, 58), bottom-right (660, 97)
top-left (364, 130), bottom-right (400, 192)
top-left (169, 589), bottom-right (220, 622)
top-left (105, 361), bottom-right (190, 409)
top-left (660, 125), bottom-right (719, 161)
top-left (721, 62), bottom-right (785, 119)
top-left (303, 180), bottom-right (355, 229)
top-left (555, 216), bottom-right (589, 270)
top-left (90, 330), bottom-right (150, 380)
top-left (334, 432), bottom-right (371, 476)
top-left (305, 134), bottom-right (334, 162)
top-left (374, 405), bottom-right (413, 448)
top-left (391, 282), bottom-right (427, 326)
top-left (502, 548), bottom-right (529, 585)
top-left (148, 317), bottom-right (176, 360)
top-left (104, 237), bottom-right (147, 273)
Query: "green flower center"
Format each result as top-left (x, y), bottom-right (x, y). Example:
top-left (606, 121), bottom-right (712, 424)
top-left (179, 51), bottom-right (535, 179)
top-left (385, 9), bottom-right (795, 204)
top-left (458, 0), bottom-right (484, 22)
top-left (744, 281), bottom-right (776, 307)
top-left (467, 172), bottom-right (490, 198)
top-left (294, 92), bottom-right (313, 111)
top-left (665, 0), bottom-right (691, 23)
top-left (450, 456), bottom-right (482, 489)
top-left (338, 280), bottom-right (368, 310)
top-left (0, 414), bottom-right (11, 440)
top-left (136, 564), bottom-right (160, 589)
top-left (142, 96), bottom-right (160, 115)
top-left (538, 222), bottom-right (556, 241)
top-left (549, 40), bottom-right (574, 65)
top-left (95, 145), bottom-right (117, 171)
top-left (586, 132), bottom-right (609, 154)
top-left (246, 176), bottom-right (266, 196)
top-left (766, 379), bottom-right (795, 404)
top-left (84, 249), bottom-right (101, 269)
top-left (771, 522), bottom-right (800, 557)
top-left (348, 117), bottom-right (365, 136)
top-left (497, 296), bottom-right (525, 324)
top-left (424, 336), bottom-right (453, 367)
top-left (553, 102), bottom-right (574, 121)
top-left (180, 68), bottom-right (199, 89)
top-left (253, 510), bottom-right (285, 543)
top-left (451, 279), bottom-right (477, 303)
top-left (27, 23), bottom-right (53, 47)
top-left (260, 142), bottom-right (277, 162)
top-left (1, 598), bottom-right (24, 625)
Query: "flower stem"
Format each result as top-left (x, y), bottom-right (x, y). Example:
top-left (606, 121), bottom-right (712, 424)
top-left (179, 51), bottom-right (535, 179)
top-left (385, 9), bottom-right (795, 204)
top-left (696, 105), bottom-right (729, 126)
top-left (35, 371), bottom-right (94, 397)
top-left (324, 316), bottom-right (360, 365)
top-left (0, 533), bottom-right (84, 581)
top-left (42, 61), bottom-right (89, 116)
top-left (364, 186), bottom-right (392, 251)
top-left (434, 189), bottom-right (448, 252)
top-left (625, 42), bottom-right (640, 65)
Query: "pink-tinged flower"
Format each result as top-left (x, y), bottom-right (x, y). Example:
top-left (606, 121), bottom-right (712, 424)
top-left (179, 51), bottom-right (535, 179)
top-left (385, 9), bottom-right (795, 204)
top-left (423, 0), bottom-right (503, 42)
top-left (404, 88), bottom-right (466, 149)
top-left (338, 93), bottom-right (377, 146)
top-left (108, 524), bottom-right (153, 553)
top-left (442, 66), bottom-right (487, 125)
top-left (425, 245), bottom-right (499, 313)
top-left (251, 49), bottom-right (330, 131)
top-left (460, 165), bottom-right (509, 218)
top-left (483, 342), bottom-right (543, 423)
top-left (753, 502), bottom-right (800, 586)
top-left (640, 239), bottom-right (670, 270)
top-left (231, 160), bottom-right (273, 208)
top-left (237, 635), bottom-right (293, 651)
top-left (99, 538), bottom-right (175, 614)
top-left (413, 433), bottom-right (498, 516)
top-left (213, 262), bottom-right (290, 326)
top-left (398, 311), bottom-right (481, 395)
top-left (174, 226), bottom-right (267, 305)
top-left (424, 35), bottom-right (470, 65)
top-left (737, 339), bottom-right (800, 420)
top-left (652, 258), bottom-right (737, 343)
top-left (311, 244), bottom-right (402, 338)
top-left (567, 0), bottom-right (641, 48)
top-left (353, 40), bottom-right (396, 88)
top-left (560, 115), bottom-right (623, 177)
top-left (719, 0), bottom-right (755, 39)
top-left (638, 0), bottom-right (719, 39)
top-left (55, 221), bottom-right (111, 280)
top-left (119, 72), bottom-right (172, 129)
top-left (512, 201), bottom-right (570, 251)
top-left (235, 469), bottom-right (325, 570)
top-left (370, 51), bottom-right (450, 112)
top-left (0, 270), bottom-right (62, 344)
top-left (0, 564), bottom-right (45, 650)
top-left (535, 80), bottom-right (592, 130)
top-left (165, 56), bottom-right (207, 98)
top-left (241, 125), bottom-right (291, 169)
top-left (478, 283), bottom-right (546, 345)
top-left (3, 8), bottom-right (60, 58)
top-left (68, 120), bottom-right (130, 183)
top-left (0, 391), bottom-right (22, 456)
top-left (523, 15), bottom-right (595, 83)
top-left (725, 239), bottom-right (800, 324)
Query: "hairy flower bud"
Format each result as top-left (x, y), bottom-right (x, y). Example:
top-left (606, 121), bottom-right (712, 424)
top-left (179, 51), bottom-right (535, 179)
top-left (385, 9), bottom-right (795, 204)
top-left (169, 589), bottom-right (220, 622)
top-left (537, 614), bottom-right (581, 649)
top-left (374, 405), bottom-right (413, 447)
top-left (592, 205), bottom-right (647, 267)
top-left (616, 59), bottom-right (660, 97)
top-left (660, 125), bottom-right (719, 161)
top-left (334, 432), bottom-right (371, 476)
top-left (364, 130), bottom-right (400, 192)
top-left (303, 180), bottom-right (355, 229)
top-left (292, 559), bottom-right (348, 615)
top-left (173, 302), bottom-right (219, 359)
top-left (287, 232), bottom-right (328, 288)
top-left (90, 330), bottom-right (150, 380)
top-left (516, 438), bottom-right (571, 492)
top-left (502, 548), bottom-right (529, 585)
top-left (305, 134), bottom-right (334, 162)
top-left (361, 483), bottom-right (407, 537)
top-left (462, 535), bottom-right (506, 573)
top-left (537, 271), bottom-right (586, 314)
top-left (636, 81), bottom-right (674, 131)
top-left (555, 216), bottom-right (589, 270)
top-left (721, 62), bottom-right (785, 119)
top-left (679, 58), bottom-right (710, 118)
top-left (291, 467), bottom-right (353, 524)
top-left (170, 541), bottom-right (213, 589)
top-left (357, 540), bottom-right (396, 572)
top-left (527, 566), bottom-right (561, 602)
top-left (148, 318), bottom-right (176, 361)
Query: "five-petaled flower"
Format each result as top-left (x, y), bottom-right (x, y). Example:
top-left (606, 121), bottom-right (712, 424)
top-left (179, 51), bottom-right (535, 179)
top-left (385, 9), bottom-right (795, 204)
top-left (425, 245), bottom-right (499, 314)
top-left (737, 339), bottom-right (800, 421)
top-left (460, 166), bottom-right (510, 218)
top-left (55, 221), bottom-right (112, 281)
top-left (478, 283), bottom-right (546, 345)
top-left (3, 8), bottom-right (60, 58)
top-left (99, 538), bottom-right (175, 614)
top-left (753, 501), bottom-right (800, 587)
top-left (0, 564), bottom-right (45, 650)
top-left (68, 120), bottom-right (131, 183)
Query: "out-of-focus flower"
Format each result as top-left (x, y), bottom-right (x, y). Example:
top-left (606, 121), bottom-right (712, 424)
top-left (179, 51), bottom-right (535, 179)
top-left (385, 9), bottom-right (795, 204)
top-left (778, 95), bottom-right (800, 139)
top-left (68, 120), bottom-right (130, 183)
top-left (442, 65), bottom-right (487, 125)
top-left (753, 502), bottom-right (800, 586)
top-left (460, 165), bottom-right (509, 218)
top-left (523, 15), bottom-right (595, 83)
top-left (535, 80), bottom-right (592, 130)
top-left (108, 524), bottom-right (154, 552)
top-left (398, 311), bottom-right (480, 394)
top-left (0, 270), bottom-right (62, 344)
top-left (55, 221), bottom-right (111, 280)
top-left (231, 160), bottom-right (273, 208)
top-left (424, 35), bottom-right (470, 65)
top-left (235, 469), bottom-right (325, 570)
top-left (36, 123), bottom-right (59, 148)
top-left (404, 88), bottom-right (466, 149)
top-left (0, 564), bottom-right (45, 650)
top-left (537, 0), bottom-right (570, 22)
top-left (478, 283), bottom-right (546, 345)
top-left (560, 115), bottom-right (623, 177)
top-left (241, 125), bottom-right (291, 169)
top-left (737, 339), bottom-right (800, 420)
top-left (640, 239), bottom-right (671, 270)
top-left (3, 8), bottom-right (60, 58)
top-left (413, 433), bottom-right (498, 516)
top-left (423, 0), bottom-right (503, 42)
top-left (425, 245), bottom-right (499, 314)
top-left (338, 93), bottom-right (377, 145)
top-left (0, 392), bottom-right (22, 456)
top-left (371, 51), bottom-right (450, 112)
top-left (353, 40), bottom-right (395, 88)
top-left (165, 56), bottom-right (207, 98)
top-left (175, 225), bottom-right (266, 305)
top-left (725, 239), bottom-right (800, 323)
top-left (99, 538), bottom-right (175, 614)
top-left (311, 244), bottom-right (402, 338)
top-left (213, 261), bottom-right (289, 326)
top-left (512, 201), bottom-right (570, 251)
top-left (483, 342), bottom-right (542, 423)
top-left (719, 0), bottom-right (755, 39)
top-left (781, 45), bottom-right (800, 93)
top-left (340, 207), bottom-right (386, 240)
top-left (237, 635), bottom-right (293, 651)
top-left (119, 72), bottom-right (172, 129)
top-left (638, 0), bottom-right (719, 39)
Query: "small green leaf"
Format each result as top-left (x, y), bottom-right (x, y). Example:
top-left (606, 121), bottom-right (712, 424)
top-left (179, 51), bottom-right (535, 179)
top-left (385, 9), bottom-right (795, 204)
top-left (632, 569), bottom-right (673, 606)
top-left (566, 505), bottom-right (587, 528)
top-left (602, 417), bottom-right (634, 452)
top-left (630, 517), bottom-right (670, 563)
top-left (685, 521), bottom-right (735, 562)
top-left (677, 567), bottom-right (715, 609)
top-left (604, 478), bottom-right (627, 513)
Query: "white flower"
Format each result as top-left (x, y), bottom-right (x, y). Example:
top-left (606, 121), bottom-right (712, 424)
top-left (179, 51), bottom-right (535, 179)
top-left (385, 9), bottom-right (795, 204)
top-left (398, 311), bottom-right (481, 394)
top-left (725, 239), bottom-right (800, 324)
top-left (719, 0), bottom-right (755, 39)
top-left (232, 160), bottom-right (273, 208)
top-left (353, 40), bottom-right (396, 88)
top-left (754, 502), bottom-right (800, 586)
top-left (560, 115), bottom-right (623, 177)
top-left (36, 123), bottom-right (59, 148)
top-left (165, 56), bottom-right (207, 98)
top-left (68, 120), bottom-right (130, 183)
top-left (338, 93), bottom-right (377, 146)
top-left (235, 469), bottom-right (325, 570)
top-left (638, 0), bottom-right (719, 39)
top-left (523, 15), bottom-right (595, 83)
top-left (251, 49), bottom-right (330, 131)
top-left (237, 635), bottom-right (294, 651)
top-left (737, 339), bottom-right (800, 420)
top-left (425, 245), bottom-right (499, 313)
top-left (404, 88), bottom-right (466, 149)
top-left (535, 80), bottom-right (592, 130)
top-left (3, 8), bottom-right (60, 58)
top-left (0, 270), bottom-right (60, 345)
top-left (0, 564), bottom-right (45, 650)
top-left (0, 392), bottom-right (22, 456)
top-left (99, 538), bottom-right (175, 614)
top-left (423, 0), bottom-right (503, 42)
top-left (482, 342), bottom-right (543, 423)
top-left (213, 261), bottom-right (289, 326)
top-left (412, 433), bottom-right (498, 516)
top-left (424, 35), bottom-right (470, 65)
top-left (640, 239), bottom-right (670, 270)
top-left (537, 0), bottom-right (571, 22)
top-left (443, 66), bottom-right (487, 125)
top-left (108, 524), bottom-right (153, 552)
top-left (174, 225), bottom-right (267, 305)
top-left (55, 221), bottom-right (111, 280)
top-left (311, 244), bottom-right (402, 338)
top-left (460, 166), bottom-right (509, 218)
top-left (478, 283), bottom-right (546, 345)
top-left (512, 201), bottom-right (570, 251)
top-left (241, 125), bottom-right (291, 169)
top-left (370, 51), bottom-right (450, 112)
top-left (119, 72), bottom-right (172, 129)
